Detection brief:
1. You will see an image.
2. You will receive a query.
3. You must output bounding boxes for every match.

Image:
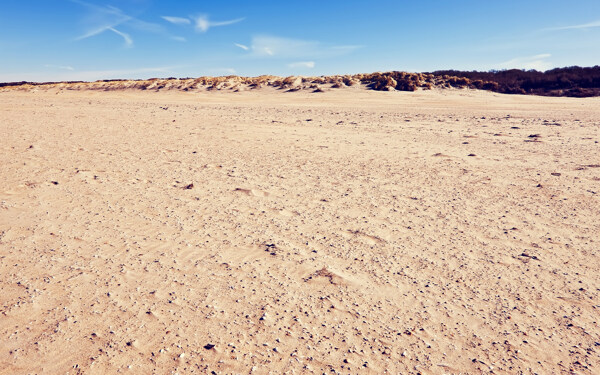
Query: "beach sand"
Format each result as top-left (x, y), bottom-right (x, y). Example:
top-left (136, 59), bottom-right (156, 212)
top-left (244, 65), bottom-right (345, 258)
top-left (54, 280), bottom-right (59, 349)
top-left (1, 87), bottom-right (599, 374)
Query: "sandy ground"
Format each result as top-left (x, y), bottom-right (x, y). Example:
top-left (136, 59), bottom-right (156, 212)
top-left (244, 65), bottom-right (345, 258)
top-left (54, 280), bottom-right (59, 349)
top-left (1, 87), bottom-right (599, 374)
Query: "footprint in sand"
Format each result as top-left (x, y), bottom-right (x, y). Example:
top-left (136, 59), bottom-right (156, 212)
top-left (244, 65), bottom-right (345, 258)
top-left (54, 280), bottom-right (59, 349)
top-left (340, 229), bottom-right (386, 245)
top-left (234, 188), bottom-right (269, 197)
top-left (303, 267), bottom-right (345, 285)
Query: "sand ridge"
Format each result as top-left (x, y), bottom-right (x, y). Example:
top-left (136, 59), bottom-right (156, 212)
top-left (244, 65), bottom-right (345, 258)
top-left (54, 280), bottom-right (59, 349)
top-left (1, 89), bottom-right (599, 374)
top-left (0, 72), bottom-right (480, 94)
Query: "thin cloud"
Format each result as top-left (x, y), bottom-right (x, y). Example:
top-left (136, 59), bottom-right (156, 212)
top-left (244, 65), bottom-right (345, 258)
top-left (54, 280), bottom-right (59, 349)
top-left (75, 24), bottom-right (125, 41)
top-left (72, 0), bottom-right (131, 40)
top-left (546, 20), bottom-right (600, 31)
top-left (172, 36), bottom-right (187, 42)
top-left (206, 67), bottom-right (237, 75)
top-left (162, 16), bottom-right (191, 25)
top-left (288, 61), bottom-right (315, 68)
top-left (193, 15), bottom-right (245, 33)
top-left (127, 18), bottom-right (165, 34)
top-left (234, 43), bottom-right (249, 51)
top-left (498, 53), bottom-right (552, 71)
top-left (250, 35), bottom-right (319, 58)
top-left (332, 45), bottom-right (363, 52)
top-left (72, 0), bottom-right (166, 47)
top-left (108, 27), bottom-right (133, 47)
top-left (246, 35), bottom-right (360, 59)
top-left (44, 64), bottom-right (75, 71)
top-left (161, 14), bottom-right (244, 33)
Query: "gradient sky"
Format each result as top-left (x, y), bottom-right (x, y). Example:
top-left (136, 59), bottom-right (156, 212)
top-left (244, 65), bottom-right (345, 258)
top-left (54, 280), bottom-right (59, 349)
top-left (1, 0), bottom-right (600, 82)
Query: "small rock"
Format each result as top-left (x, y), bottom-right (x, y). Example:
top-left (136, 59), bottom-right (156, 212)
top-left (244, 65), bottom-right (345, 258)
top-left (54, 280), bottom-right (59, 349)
top-left (204, 343), bottom-right (215, 350)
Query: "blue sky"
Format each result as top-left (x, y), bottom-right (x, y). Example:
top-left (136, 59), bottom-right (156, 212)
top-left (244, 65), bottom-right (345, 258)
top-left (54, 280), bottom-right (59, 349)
top-left (1, 0), bottom-right (600, 81)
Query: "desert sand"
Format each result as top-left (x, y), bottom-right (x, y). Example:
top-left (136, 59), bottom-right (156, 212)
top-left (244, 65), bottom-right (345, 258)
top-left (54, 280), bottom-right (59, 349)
top-left (1, 86), bottom-right (599, 374)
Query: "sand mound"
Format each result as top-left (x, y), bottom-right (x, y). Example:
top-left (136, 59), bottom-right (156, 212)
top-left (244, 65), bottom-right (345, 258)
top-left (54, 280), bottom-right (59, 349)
top-left (0, 71), bottom-right (494, 94)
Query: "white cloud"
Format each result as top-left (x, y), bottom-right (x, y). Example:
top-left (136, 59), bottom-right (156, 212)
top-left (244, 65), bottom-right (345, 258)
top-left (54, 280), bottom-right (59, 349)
top-left (250, 36), bottom-right (318, 57)
top-left (160, 14), bottom-right (244, 33)
top-left (108, 27), bottom-right (133, 47)
top-left (127, 18), bottom-right (165, 34)
top-left (247, 35), bottom-right (361, 59)
top-left (172, 36), bottom-right (187, 42)
top-left (547, 20), bottom-right (600, 31)
top-left (72, 0), bottom-right (132, 40)
top-left (44, 64), bottom-right (75, 71)
top-left (234, 43), bottom-right (249, 51)
top-left (498, 54), bottom-right (552, 71)
top-left (206, 68), bottom-right (236, 75)
top-left (72, 0), bottom-right (167, 47)
top-left (193, 15), bottom-right (245, 33)
top-left (162, 16), bottom-right (191, 25)
top-left (288, 61), bottom-right (315, 69)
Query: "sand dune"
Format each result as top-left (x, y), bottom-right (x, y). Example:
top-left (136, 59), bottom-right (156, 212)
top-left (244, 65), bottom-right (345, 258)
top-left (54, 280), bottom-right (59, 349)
top-left (0, 72), bottom-right (466, 94)
top-left (4, 68), bottom-right (600, 97)
top-left (1, 88), bottom-right (599, 374)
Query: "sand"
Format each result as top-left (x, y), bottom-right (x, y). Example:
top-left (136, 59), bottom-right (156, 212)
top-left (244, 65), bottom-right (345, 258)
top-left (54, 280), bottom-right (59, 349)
top-left (1, 87), bottom-right (599, 374)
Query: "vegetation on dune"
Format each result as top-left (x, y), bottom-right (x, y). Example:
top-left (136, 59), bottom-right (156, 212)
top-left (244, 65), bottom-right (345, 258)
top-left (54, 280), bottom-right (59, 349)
top-left (2, 66), bottom-right (600, 97)
top-left (429, 66), bottom-right (600, 97)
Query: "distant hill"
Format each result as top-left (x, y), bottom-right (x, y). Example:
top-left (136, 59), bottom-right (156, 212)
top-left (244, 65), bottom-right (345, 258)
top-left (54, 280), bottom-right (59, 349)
top-left (2, 66), bottom-right (600, 97)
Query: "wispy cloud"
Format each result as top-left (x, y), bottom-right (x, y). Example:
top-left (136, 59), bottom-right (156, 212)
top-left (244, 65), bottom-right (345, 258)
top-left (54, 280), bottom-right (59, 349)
top-left (107, 27), bottom-right (133, 47)
top-left (72, 0), bottom-right (165, 47)
top-left (161, 14), bottom-right (244, 33)
top-left (193, 15), bottom-right (244, 32)
top-left (545, 20), bottom-right (600, 31)
top-left (162, 16), bottom-right (191, 25)
top-left (250, 36), bottom-right (318, 58)
top-left (72, 0), bottom-right (131, 40)
top-left (288, 61), bottom-right (315, 69)
top-left (241, 35), bottom-right (362, 59)
top-left (234, 43), bottom-right (249, 51)
top-left (44, 64), bottom-right (75, 71)
top-left (206, 67), bottom-right (237, 75)
top-left (498, 53), bottom-right (552, 71)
